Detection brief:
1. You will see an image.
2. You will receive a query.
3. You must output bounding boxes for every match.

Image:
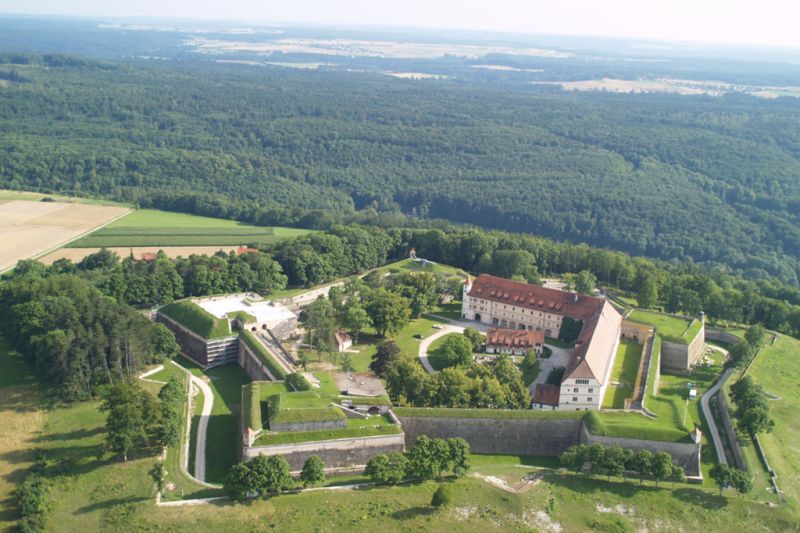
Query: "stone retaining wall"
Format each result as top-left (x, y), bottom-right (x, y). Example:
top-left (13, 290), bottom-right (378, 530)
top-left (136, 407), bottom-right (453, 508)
top-left (705, 328), bottom-right (740, 346)
top-left (661, 325), bottom-right (705, 372)
top-left (243, 433), bottom-right (405, 471)
top-left (397, 415), bottom-right (583, 456)
top-left (579, 425), bottom-right (701, 477)
top-left (716, 391), bottom-right (746, 470)
top-left (269, 419), bottom-right (348, 433)
top-left (238, 340), bottom-right (275, 381)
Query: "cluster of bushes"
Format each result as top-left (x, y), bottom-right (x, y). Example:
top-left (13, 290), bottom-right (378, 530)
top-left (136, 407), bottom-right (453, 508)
top-left (560, 443), bottom-right (685, 486)
top-left (377, 343), bottom-right (530, 409)
top-left (285, 372), bottom-right (312, 391)
top-left (729, 376), bottom-right (775, 436)
top-left (709, 464), bottom-right (753, 497)
top-left (99, 378), bottom-right (185, 461)
top-left (16, 452), bottom-right (51, 533)
top-left (365, 436), bottom-right (470, 484)
top-left (224, 455), bottom-right (326, 500)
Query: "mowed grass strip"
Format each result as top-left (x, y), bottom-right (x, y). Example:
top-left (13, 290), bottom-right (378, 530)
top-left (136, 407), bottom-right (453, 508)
top-left (602, 339), bottom-right (644, 409)
top-left (628, 310), bottom-right (699, 344)
top-left (67, 208), bottom-right (312, 247)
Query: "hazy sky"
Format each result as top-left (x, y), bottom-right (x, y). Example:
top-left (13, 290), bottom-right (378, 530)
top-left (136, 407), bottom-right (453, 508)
top-left (4, 0), bottom-right (800, 48)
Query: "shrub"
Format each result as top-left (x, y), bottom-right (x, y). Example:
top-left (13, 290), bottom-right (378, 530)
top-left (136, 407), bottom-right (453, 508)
top-left (285, 372), bottom-right (312, 391)
top-left (431, 485), bottom-right (451, 508)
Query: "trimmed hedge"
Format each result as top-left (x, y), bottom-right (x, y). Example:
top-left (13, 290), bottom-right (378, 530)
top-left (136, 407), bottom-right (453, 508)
top-left (240, 330), bottom-right (288, 379)
top-left (159, 300), bottom-right (231, 339)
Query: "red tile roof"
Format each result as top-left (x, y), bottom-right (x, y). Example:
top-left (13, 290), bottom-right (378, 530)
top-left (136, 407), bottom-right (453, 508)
top-left (532, 384), bottom-right (561, 406)
top-left (140, 252), bottom-right (157, 261)
top-left (468, 274), bottom-right (623, 383)
top-left (485, 328), bottom-right (544, 349)
top-left (467, 274), bottom-right (603, 321)
top-left (237, 246), bottom-right (258, 256)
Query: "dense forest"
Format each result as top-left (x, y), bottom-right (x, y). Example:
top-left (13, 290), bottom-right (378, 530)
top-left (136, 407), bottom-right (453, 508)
top-left (2, 54), bottom-right (800, 283)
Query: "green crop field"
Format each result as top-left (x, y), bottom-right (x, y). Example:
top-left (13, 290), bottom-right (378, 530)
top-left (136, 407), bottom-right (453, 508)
top-left (66, 208), bottom-right (312, 247)
top-left (628, 310), bottom-right (701, 344)
top-left (602, 339), bottom-right (644, 409)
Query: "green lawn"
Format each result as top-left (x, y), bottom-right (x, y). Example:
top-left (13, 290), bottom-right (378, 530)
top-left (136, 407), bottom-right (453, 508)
top-left (374, 257), bottom-right (466, 277)
top-left (426, 332), bottom-right (466, 371)
top-left (393, 316), bottom-right (450, 357)
top-left (67, 208), bottom-right (312, 247)
top-left (602, 339), bottom-right (644, 409)
top-left (748, 335), bottom-right (800, 505)
top-left (628, 310), bottom-right (701, 344)
top-left (254, 415), bottom-right (402, 446)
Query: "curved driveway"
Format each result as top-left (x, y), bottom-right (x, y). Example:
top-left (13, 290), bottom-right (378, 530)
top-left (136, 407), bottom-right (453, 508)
top-left (189, 373), bottom-right (214, 482)
top-left (418, 325), bottom-right (464, 373)
top-left (700, 345), bottom-right (732, 465)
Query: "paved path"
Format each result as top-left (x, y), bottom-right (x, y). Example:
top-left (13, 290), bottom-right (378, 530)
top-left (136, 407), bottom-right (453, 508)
top-left (700, 365), bottom-right (734, 466)
top-left (418, 325), bottom-right (464, 373)
top-left (139, 364), bottom-right (165, 382)
top-left (190, 372), bottom-right (214, 482)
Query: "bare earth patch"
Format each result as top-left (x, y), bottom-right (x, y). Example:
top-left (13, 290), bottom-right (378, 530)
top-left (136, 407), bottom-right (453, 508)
top-left (38, 246), bottom-right (242, 265)
top-left (0, 200), bottom-right (130, 272)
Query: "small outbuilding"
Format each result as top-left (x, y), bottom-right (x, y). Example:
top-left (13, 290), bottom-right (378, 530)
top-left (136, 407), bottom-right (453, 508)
top-left (335, 330), bottom-right (353, 352)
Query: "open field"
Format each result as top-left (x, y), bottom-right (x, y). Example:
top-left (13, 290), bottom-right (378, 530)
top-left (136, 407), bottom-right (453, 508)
top-left (0, 200), bottom-right (131, 272)
top-left (602, 339), bottom-right (644, 408)
top-left (748, 335), bottom-right (800, 505)
top-left (0, 188), bottom-right (127, 206)
top-left (66, 208), bottom-right (312, 248)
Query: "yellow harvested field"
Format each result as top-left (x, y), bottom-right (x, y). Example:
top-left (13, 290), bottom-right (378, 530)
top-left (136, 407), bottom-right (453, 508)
top-left (39, 245), bottom-right (242, 264)
top-left (0, 200), bottom-right (131, 272)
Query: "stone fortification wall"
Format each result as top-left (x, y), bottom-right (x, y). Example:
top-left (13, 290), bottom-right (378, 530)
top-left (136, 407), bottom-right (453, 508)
top-left (621, 321), bottom-right (652, 343)
top-left (243, 433), bottom-right (405, 471)
top-left (579, 425), bottom-right (701, 477)
top-left (705, 328), bottom-right (741, 346)
top-left (269, 318), bottom-right (296, 341)
top-left (157, 312), bottom-right (211, 366)
top-left (269, 419), bottom-right (348, 433)
top-left (397, 415), bottom-right (583, 456)
top-left (661, 326), bottom-right (705, 372)
top-left (238, 340), bottom-right (275, 381)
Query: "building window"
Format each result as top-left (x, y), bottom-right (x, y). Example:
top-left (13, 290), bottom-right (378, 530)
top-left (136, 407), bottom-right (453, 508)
top-left (588, 388), bottom-right (594, 393)
top-left (576, 379), bottom-right (589, 385)
top-left (572, 397), bottom-right (578, 402)
top-left (587, 397), bottom-right (592, 403)
top-left (573, 388), bottom-right (579, 393)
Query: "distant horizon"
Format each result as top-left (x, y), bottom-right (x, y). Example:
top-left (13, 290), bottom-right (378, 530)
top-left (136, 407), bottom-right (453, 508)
top-left (2, 0), bottom-right (800, 50)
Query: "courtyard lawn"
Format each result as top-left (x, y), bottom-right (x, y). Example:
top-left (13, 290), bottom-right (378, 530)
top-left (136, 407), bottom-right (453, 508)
top-left (602, 339), bottom-right (644, 409)
top-left (628, 310), bottom-right (701, 344)
top-left (394, 316), bottom-right (450, 357)
top-left (426, 332), bottom-right (465, 371)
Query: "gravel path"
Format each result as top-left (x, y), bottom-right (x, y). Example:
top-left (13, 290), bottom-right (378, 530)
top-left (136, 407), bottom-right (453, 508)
top-left (418, 325), bottom-right (464, 373)
top-left (190, 373), bottom-right (214, 482)
top-left (700, 344), bottom-right (732, 465)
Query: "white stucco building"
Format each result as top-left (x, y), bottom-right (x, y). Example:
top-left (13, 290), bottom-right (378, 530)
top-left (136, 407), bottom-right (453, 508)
top-left (462, 274), bottom-right (623, 410)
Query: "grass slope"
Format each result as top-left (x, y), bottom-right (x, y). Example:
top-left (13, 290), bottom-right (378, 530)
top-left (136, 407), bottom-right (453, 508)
top-left (748, 335), bottom-right (800, 507)
top-left (602, 339), bottom-right (644, 409)
top-left (628, 310), bottom-right (700, 344)
top-left (159, 300), bottom-right (231, 339)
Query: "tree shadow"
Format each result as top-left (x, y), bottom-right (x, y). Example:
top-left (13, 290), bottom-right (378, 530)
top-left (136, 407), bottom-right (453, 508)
top-left (672, 488), bottom-right (728, 510)
top-left (30, 426), bottom-right (104, 443)
top-left (75, 496), bottom-right (150, 514)
top-left (391, 506), bottom-right (435, 520)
